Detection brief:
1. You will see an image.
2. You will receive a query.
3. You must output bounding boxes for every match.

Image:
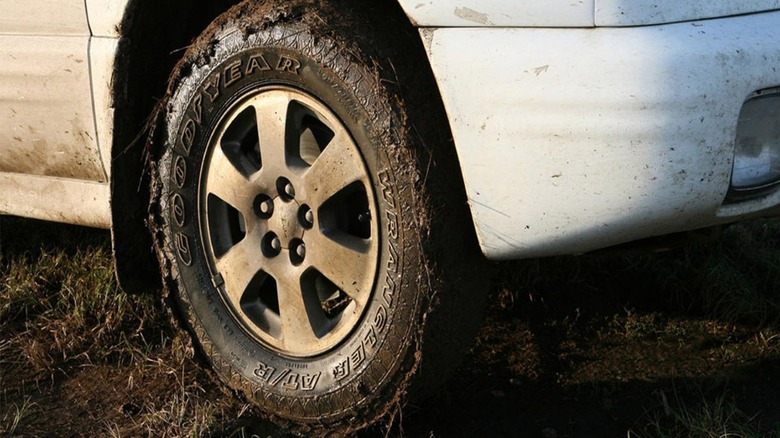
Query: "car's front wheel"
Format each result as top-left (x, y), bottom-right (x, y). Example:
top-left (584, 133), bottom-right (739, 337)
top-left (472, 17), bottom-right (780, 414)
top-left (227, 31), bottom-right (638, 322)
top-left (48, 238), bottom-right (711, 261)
top-left (151, 0), bottom-right (486, 433)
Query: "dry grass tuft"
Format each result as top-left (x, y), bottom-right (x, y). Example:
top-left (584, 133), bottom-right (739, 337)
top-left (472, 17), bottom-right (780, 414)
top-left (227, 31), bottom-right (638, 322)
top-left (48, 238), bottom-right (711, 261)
top-left (0, 218), bottom-right (251, 437)
top-left (629, 390), bottom-right (780, 438)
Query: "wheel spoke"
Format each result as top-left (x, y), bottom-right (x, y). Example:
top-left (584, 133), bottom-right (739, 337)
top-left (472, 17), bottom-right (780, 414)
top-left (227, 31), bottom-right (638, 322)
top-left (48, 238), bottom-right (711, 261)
top-left (304, 132), bottom-right (366, 206)
top-left (205, 144), bottom-right (255, 216)
top-left (276, 271), bottom-right (320, 351)
top-left (204, 87), bottom-right (379, 356)
top-left (252, 92), bottom-right (292, 176)
top-left (305, 229), bottom-right (373, 309)
top-left (215, 234), bottom-right (264, 309)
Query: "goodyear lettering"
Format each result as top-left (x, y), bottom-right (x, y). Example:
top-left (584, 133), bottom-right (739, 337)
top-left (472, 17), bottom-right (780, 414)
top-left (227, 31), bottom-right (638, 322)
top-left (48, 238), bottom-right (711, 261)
top-left (191, 93), bottom-right (203, 125)
top-left (173, 155), bottom-right (187, 188)
top-left (246, 54), bottom-right (271, 75)
top-left (175, 232), bottom-right (193, 266)
top-left (180, 119), bottom-right (196, 154)
top-left (276, 55), bottom-right (301, 75)
top-left (223, 59), bottom-right (243, 88)
top-left (171, 193), bottom-right (186, 227)
top-left (203, 74), bottom-right (220, 102)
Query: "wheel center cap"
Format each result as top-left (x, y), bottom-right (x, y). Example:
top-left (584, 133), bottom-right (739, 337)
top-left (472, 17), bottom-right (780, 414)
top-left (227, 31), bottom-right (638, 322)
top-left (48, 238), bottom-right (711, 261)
top-left (268, 197), bottom-right (304, 246)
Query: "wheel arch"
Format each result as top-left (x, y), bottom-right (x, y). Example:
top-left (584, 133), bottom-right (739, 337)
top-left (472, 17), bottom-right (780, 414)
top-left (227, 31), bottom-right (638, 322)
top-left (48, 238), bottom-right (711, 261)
top-left (109, 0), bottom-right (472, 292)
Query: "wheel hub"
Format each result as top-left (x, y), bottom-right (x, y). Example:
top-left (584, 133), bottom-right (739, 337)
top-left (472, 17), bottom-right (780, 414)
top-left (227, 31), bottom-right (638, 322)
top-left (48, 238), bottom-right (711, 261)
top-left (199, 86), bottom-right (379, 357)
top-left (265, 190), bottom-right (305, 247)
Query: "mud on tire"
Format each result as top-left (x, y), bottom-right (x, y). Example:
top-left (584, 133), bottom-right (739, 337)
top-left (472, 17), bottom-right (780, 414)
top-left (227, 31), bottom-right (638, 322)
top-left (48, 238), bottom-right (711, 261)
top-left (151, 0), bottom-right (487, 433)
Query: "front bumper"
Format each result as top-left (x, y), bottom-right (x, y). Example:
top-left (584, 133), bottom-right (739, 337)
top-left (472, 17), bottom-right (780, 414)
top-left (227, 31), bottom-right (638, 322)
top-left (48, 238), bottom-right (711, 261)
top-left (422, 11), bottom-right (780, 259)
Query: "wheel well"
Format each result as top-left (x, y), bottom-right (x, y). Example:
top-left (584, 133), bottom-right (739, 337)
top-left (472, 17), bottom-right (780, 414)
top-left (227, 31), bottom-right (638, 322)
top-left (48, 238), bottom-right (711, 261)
top-left (109, 0), bottom-right (462, 292)
top-left (110, 0), bottom-right (245, 292)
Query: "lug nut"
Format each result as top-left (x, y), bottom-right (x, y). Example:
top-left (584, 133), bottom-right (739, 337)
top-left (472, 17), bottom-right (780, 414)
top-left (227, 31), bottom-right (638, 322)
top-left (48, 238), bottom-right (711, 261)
top-left (255, 194), bottom-right (274, 218)
top-left (259, 199), bottom-right (273, 215)
top-left (289, 239), bottom-right (306, 265)
top-left (276, 177), bottom-right (296, 201)
top-left (263, 233), bottom-right (282, 257)
top-left (300, 205), bottom-right (314, 228)
top-left (295, 243), bottom-right (306, 259)
top-left (284, 182), bottom-right (295, 198)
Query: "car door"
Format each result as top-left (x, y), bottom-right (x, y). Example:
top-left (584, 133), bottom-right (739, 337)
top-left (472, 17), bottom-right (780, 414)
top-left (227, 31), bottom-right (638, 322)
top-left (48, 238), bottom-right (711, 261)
top-left (0, 0), bottom-right (106, 182)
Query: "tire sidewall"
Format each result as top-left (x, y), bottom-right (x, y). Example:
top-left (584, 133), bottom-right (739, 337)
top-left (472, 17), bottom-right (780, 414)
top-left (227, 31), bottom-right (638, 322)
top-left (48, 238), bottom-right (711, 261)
top-left (159, 23), bottom-right (421, 421)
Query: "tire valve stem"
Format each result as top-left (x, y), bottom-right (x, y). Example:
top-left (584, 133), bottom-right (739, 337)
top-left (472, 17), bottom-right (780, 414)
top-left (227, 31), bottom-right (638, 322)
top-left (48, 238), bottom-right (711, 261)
top-left (358, 211), bottom-right (371, 223)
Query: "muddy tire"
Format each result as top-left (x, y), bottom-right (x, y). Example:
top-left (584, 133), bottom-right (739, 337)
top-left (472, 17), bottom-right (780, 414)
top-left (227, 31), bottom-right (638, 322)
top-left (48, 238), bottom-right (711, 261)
top-left (151, 0), bottom-right (487, 433)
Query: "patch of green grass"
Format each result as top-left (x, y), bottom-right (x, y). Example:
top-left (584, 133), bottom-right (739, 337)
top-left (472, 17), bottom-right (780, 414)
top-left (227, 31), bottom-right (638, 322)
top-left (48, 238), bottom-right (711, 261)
top-left (0, 242), bottom-right (165, 372)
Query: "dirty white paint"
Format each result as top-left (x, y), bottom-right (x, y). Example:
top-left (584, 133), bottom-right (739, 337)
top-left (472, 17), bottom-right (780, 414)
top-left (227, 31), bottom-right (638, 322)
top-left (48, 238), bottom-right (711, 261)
top-left (423, 11), bottom-right (780, 259)
top-left (90, 37), bottom-right (118, 179)
top-left (0, 0), bottom-right (89, 36)
top-left (85, 0), bottom-right (130, 37)
top-left (397, 0), bottom-right (780, 28)
top-left (397, 0), bottom-right (594, 27)
top-left (0, 172), bottom-right (110, 228)
top-left (0, 35), bottom-right (106, 181)
top-left (0, 0), bottom-right (115, 227)
top-left (595, 0), bottom-right (780, 26)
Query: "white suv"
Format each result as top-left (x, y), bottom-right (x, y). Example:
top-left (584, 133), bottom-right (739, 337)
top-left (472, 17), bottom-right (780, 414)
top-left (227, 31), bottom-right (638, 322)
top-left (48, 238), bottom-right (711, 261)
top-left (1, 0), bottom-right (779, 433)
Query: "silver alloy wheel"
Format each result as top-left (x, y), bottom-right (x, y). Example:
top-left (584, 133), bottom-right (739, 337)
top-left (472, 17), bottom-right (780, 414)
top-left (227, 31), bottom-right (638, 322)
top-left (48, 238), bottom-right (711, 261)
top-left (199, 86), bottom-right (379, 358)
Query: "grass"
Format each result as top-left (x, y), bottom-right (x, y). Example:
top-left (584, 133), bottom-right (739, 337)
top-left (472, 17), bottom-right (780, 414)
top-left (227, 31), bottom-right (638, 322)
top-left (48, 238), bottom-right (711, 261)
top-left (480, 219), bottom-right (780, 437)
top-left (1, 216), bottom-right (779, 436)
top-left (1, 397), bottom-right (36, 436)
top-left (629, 390), bottom-right (780, 438)
top-left (0, 217), bottom-right (248, 437)
top-left (495, 219), bottom-right (780, 326)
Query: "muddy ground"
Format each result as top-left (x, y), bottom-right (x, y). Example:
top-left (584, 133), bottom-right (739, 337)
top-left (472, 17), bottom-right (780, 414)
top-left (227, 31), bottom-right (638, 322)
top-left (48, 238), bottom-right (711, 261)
top-left (2, 217), bottom-right (780, 437)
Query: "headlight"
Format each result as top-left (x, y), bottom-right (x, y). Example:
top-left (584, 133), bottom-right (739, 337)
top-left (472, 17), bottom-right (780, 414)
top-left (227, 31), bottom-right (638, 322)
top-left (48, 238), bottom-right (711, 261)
top-left (728, 88), bottom-right (780, 200)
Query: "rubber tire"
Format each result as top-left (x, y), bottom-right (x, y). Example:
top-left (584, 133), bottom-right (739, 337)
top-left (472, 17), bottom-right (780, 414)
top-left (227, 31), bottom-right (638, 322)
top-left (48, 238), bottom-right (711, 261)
top-left (151, 0), bottom-right (488, 434)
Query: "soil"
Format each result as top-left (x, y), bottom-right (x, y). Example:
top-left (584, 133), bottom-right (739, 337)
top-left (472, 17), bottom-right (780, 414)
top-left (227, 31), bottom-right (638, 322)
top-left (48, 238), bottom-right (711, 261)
top-left (2, 220), bottom-right (780, 437)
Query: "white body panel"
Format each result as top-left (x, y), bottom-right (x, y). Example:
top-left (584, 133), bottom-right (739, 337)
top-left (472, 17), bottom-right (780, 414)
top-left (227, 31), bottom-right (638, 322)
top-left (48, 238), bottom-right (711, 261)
top-left (0, 173), bottom-right (110, 228)
top-left (424, 11), bottom-right (780, 259)
top-left (85, 0), bottom-right (130, 37)
top-left (2, 0), bottom-right (780, 248)
top-left (397, 0), bottom-right (594, 27)
top-left (90, 37), bottom-right (119, 179)
top-left (0, 0), bottom-right (88, 36)
top-left (0, 0), bottom-right (117, 227)
top-left (595, 0), bottom-right (780, 26)
top-left (0, 31), bottom-right (105, 183)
